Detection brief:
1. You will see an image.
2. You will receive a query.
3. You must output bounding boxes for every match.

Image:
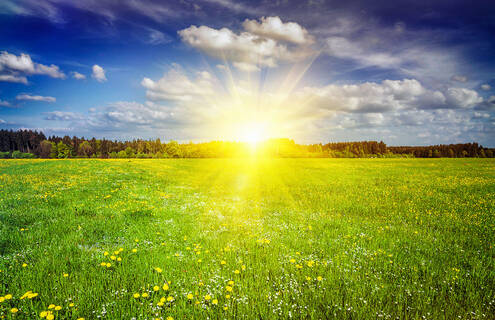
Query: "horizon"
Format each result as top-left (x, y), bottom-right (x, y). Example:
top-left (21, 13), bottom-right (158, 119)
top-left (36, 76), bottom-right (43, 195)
top-left (1, 0), bottom-right (494, 146)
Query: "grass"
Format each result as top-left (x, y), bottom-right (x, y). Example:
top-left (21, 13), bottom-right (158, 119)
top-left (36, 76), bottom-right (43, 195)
top-left (0, 158), bottom-right (494, 319)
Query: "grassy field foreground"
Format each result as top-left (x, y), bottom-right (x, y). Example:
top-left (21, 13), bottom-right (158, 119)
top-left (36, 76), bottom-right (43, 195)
top-left (0, 159), bottom-right (494, 319)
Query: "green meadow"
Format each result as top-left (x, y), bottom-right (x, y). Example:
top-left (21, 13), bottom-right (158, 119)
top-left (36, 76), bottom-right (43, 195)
top-left (0, 159), bottom-right (494, 319)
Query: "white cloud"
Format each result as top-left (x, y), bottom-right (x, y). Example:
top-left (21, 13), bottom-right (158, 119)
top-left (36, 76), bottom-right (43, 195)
top-left (16, 94), bottom-right (56, 103)
top-left (445, 88), bottom-right (482, 109)
top-left (43, 111), bottom-right (84, 121)
top-left (0, 100), bottom-right (11, 107)
top-left (92, 64), bottom-right (107, 82)
top-left (141, 66), bottom-right (214, 102)
top-left (451, 75), bottom-right (468, 82)
top-left (481, 84), bottom-right (491, 91)
top-left (72, 71), bottom-right (86, 80)
top-left (242, 16), bottom-right (313, 44)
top-left (0, 51), bottom-right (65, 83)
top-left (147, 29), bottom-right (172, 45)
top-left (178, 17), bottom-right (314, 71)
top-left (0, 119), bottom-right (5, 124)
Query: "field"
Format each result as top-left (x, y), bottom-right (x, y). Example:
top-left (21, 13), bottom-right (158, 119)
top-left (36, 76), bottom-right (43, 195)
top-left (0, 159), bottom-right (494, 319)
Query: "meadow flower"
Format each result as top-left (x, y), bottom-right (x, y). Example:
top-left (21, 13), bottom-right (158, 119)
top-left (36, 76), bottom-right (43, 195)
top-left (317, 276), bottom-right (323, 281)
top-left (110, 256), bottom-right (116, 260)
top-left (11, 308), bottom-right (18, 313)
top-left (22, 263), bottom-right (27, 267)
top-left (166, 296), bottom-right (173, 302)
top-left (226, 285), bottom-right (233, 292)
top-left (100, 262), bottom-right (106, 267)
top-left (212, 299), bottom-right (218, 305)
top-left (220, 260), bottom-right (226, 265)
top-left (187, 293), bottom-right (194, 300)
top-left (104, 251), bottom-right (109, 256)
top-left (63, 273), bottom-right (69, 277)
top-left (153, 285), bottom-right (160, 291)
top-left (142, 293), bottom-right (149, 298)
top-left (154, 267), bottom-right (163, 273)
top-left (77, 318), bottom-right (85, 320)
top-left (223, 306), bottom-right (228, 310)
top-left (132, 249), bottom-right (137, 253)
top-left (234, 269), bottom-right (240, 274)
top-left (204, 294), bottom-right (211, 301)
top-left (166, 317), bottom-right (173, 320)
top-left (289, 258), bottom-right (296, 263)
top-left (162, 284), bottom-right (169, 290)
top-left (54, 306), bottom-right (62, 311)
top-left (228, 280), bottom-right (234, 286)
top-left (48, 304), bottom-right (55, 309)
top-left (69, 303), bottom-right (75, 307)
top-left (106, 263), bottom-right (111, 268)
top-left (133, 293), bottom-right (140, 298)
top-left (226, 294), bottom-right (231, 299)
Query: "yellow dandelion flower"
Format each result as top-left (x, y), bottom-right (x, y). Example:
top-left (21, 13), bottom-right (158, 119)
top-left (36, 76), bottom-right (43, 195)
top-left (106, 263), bottom-right (111, 268)
top-left (317, 276), bottom-right (323, 281)
top-left (77, 318), bottom-right (85, 320)
top-left (154, 267), bottom-right (162, 273)
top-left (40, 311), bottom-right (48, 317)
top-left (166, 296), bottom-right (173, 302)
top-left (226, 286), bottom-right (233, 292)
top-left (47, 314), bottom-right (54, 320)
top-left (204, 294), bottom-right (211, 301)
top-left (289, 259), bottom-right (296, 264)
top-left (166, 317), bottom-right (173, 320)
top-left (157, 301), bottom-right (164, 307)
top-left (22, 263), bottom-right (27, 267)
top-left (63, 273), bottom-right (69, 277)
top-left (153, 285), bottom-right (159, 291)
top-left (225, 294), bottom-right (231, 299)
top-left (162, 284), bottom-right (169, 291)
top-left (132, 248), bottom-right (137, 253)
top-left (117, 257), bottom-right (122, 262)
top-left (11, 308), bottom-right (18, 313)
top-left (187, 293), bottom-right (194, 300)
top-left (234, 269), bottom-right (240, 274)
top-left (48, 304), bottom-right (55, 309)
top-left (69, 303), bottom-right (74, 307)
top-left (241, 265), bottom-right (246, 271)
top-left (223, 306), bottom-right (228, 310)
top-left (100, 262), bottom-right (106, 267)
top-left (220, 260), bottom-right (226, 265)
top-left (0, 297), bottom-right (5, 302)
top-left (110, 256), bottom-right (116, 260)
top-left (142, 292), bottom-right (149, 298)
top-left (103, 251), bottom-right (109, 256)
top-left (133, 293), bottom-right (140, 298)
top-left (54, 306), bottom-right (62, 311)
top-left (212, 299), bottom-right (218, 305)
top-left (228, 280), bottom-right (234, 286)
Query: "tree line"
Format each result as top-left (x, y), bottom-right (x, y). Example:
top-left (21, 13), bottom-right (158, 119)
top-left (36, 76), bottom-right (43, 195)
top-left (0, 129), bottom-right (493, 159)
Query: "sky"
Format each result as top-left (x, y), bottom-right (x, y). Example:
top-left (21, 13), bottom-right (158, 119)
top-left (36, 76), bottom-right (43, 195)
top-left (0, 0), bottom-right (494, 146)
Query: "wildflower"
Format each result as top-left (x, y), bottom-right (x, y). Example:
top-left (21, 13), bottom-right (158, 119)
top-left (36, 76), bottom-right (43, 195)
top-left (212, 299), bottom-right (218, 305)
top-left (306, 276), bottom-right (312, 281)
top-left (154, 267), bottom-right (163, 273)
top-left (77, 318), bottom-right (85, 320)
top-left (11, 308), bottom-right (18, 313)
top-left (40, 311), bottom-right (48, 317)
top-left (289, 258), bottom-right (296, 264)
top-left (0, 297), bottom-right (4, 302)
top-left (110, 256), bottom-right (116, 260)
top-left (117, 257), bottom-right (122, 262)
top-left (223, 306), bottom-right (228, 310)
top-left (306, 260), bottom-right (314, 267)
top-left (220, 260), bottom-right (226, 265)
top-left (63, 273), bottom-right (69, 277)
top-left (204, 294), bottom-right (211, 301)
top-left (106, 263), bottom-right (111, 268)
top-left (225, 294), bottom-right (231, 299)
top-left (166, 296), bottom-right (173, 302)
top-left (157, 301), bottom-right (164, 307)
top-left (132, 248), bottom-right (137, 253)
top-left (48, 304), bottom-right (55, 309)
top-left (142, 293), bottom-right (149, 298)
top-left (153, 285), bottom-right (159, 291)
top-left (133, 293), bottom-right (140, 298)
top-left (69, 303), bottom-right (74, 307)
top-left (226, 286), bottom-right (233, 292)
top-left (104, 251), bottom-right (109, 256)
top-left (22, 263), bottom-right (27, 267)
top-left (228, 280), bottom-right (234, 286)
top-left (317, 276), bottom-right (323, 281)
top-left (47, 314), bottom-right (54, 320)
top-left (187, 293), bottom-right (194, 300)
top-left (241, 265), bottom-right (246, 271)
top-left (166, 317), bottom-right (173, 320)
top-left (162, 284), bottom-right (169, 291)
top-left (234, 269), bottom-right (240, 274)
top-left (296, 264), bottom-right (303, 269)
top-left (100, 262), bottom-right (106, 267)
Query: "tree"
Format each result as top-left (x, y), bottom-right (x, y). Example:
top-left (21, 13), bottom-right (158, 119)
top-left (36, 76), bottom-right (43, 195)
top-left (78, 141), bottom-right (93, 157)
top-left (57, 142), bottom-right (71, 158)
top-left (39, 140), bottom-right (53, 158)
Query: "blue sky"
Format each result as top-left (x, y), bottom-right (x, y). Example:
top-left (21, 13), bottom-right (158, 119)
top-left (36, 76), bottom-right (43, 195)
top-left (0, 0), bottom-right (494, 146)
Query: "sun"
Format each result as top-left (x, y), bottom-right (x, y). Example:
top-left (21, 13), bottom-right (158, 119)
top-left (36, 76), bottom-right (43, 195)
top-left (239, 121), bottom-right (267, 145)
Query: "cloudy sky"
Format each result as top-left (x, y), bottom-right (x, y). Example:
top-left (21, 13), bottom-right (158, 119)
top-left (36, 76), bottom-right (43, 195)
top-left (0, 0), bottom-right (494, 146)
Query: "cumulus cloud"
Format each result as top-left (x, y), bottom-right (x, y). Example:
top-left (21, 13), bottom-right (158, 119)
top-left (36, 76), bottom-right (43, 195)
top-left (242, 16), bottom-right (313, 44)
top-left (141, 66), bottom-right (214, 102)
top-left (43, 111), bottom-right (84, 121)
top-left (72, 71), bottom-right (86, 80)
top-left (178, 16), bottom-right (314, 71)
top-left (16, 94), bottom-right (56, 102)
top-left (92, 64), bottom-right (107, 82)
top-left (451, 75), bottom-right (468, 82)
top-left (0, 51), bottom-right (65, 83)
top-left (481, 84), bottom-right (491, 91)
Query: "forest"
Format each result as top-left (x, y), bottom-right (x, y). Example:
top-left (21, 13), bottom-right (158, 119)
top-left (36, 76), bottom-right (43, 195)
top-left (0, 129), bottom-right (493, 159)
